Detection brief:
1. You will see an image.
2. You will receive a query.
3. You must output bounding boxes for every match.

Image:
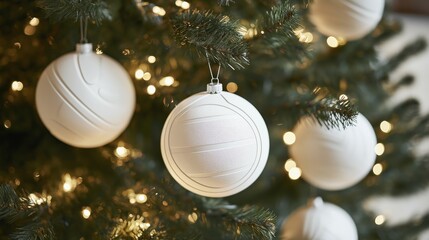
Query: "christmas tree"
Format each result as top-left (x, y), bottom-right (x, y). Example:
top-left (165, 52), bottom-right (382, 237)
top-left (1, 0), bottom-right (428, 239)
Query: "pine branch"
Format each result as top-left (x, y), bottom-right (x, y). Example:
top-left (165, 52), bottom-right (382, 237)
top-left (0, 184), bottom-right (54, 240)
top-left (203, 198), bottom-right (276, 240)
top-left (171, 10), bottom-right (249, 70)
top-left (253, 1), bottom-right (308, 60)
top-left (37, 0), bottom-right (111, 24)
top-left (218, 0), bottom-right (235, 6)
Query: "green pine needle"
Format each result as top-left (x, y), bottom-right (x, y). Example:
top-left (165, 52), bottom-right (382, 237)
top-left (37, 0), bottom-right (112, 24)
top-left (218, 0), bottom-right (235, 6)
top-left (171, 10), bottom-right (249, 70)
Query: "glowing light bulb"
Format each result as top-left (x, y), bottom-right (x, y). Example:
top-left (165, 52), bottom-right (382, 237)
top-left (115, 146), bottom-right (130, 158)
top-left (11, 81), bottom-right (23, 91)
top-left (374, 143), bottom-right (385, 156)
top-left (226, 82), bottom-right (238, 93)
top-left (147, 85), bottom-right (156, 95)
top-left (175, 0), bottom-right (183, 7)
top-left (375, 215), bottom-right (385, 225)
top-left (29, 17), bottom-right (40, 26)
top-left (288, 167), bottom-right (302, 180)
top-left (284, 159), bottom-right (296, 172)
top-left (136, 194), bottom-right (148, 203)
top-left (135, 69), bottom-right (144, 80)
top-left (283, 131), bottom-right (296, 145)
top-left (181, 1), bottom-right (190, 9)
top-left (372, 163), bottom-right (383, 175)
top-left (327, 36), bottom-right (339, 48)
top-left (82, 207), bottom-right (91, 219)
top-left (148, 56), bottom-right (156, 63)
top-left (380, 121), bottom-right (392, 133)
top-left (188, 212), bottom-right (198, 223)
top-left (143, 72), bottom-right (151, 81)
top-left (160, 76), bottom-right (175, 86)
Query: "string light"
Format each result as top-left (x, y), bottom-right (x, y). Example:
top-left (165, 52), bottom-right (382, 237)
top-left (135, 69), bottom-right (144, 80)
top-left (284, 159), bottom-right (296, 172)
top-left (135, 194), bottom-right (148, 204)
top-left (62, 173), bottom-right (81, 192)
top-left (29, 17), bottom-right (40, 26)
top-left (143, 72), bottom-right (152, 81)
top-left (152, 6), bottom-right (166, 16)
top-left (115, 146), bottom-right (130, 158)
top-left (283, 131), bottom-right (296, 145)
top-left (188, 212), bottom-right (198, 223)
top-left (374, 143), bottom-right (385, 156)
top-left (226, 82), bottom-right (238, 93)
top-left (175, 0), bottom-right (183, 6)
top-left (24, 25), bottom-right (36, 36)
top-left (380, 121), bottom-right (392, 133)
top-left (294, 28), bottom-right (314, 43)
top-left (375, 215), bottom-right (385, 225)
top-left (148, 56), bottom-right (156, 63)
top-left (82, 207), bottom-right (91, 219)
top-left (180, 1), bottom-right (190, 9)
top-left (28, 192), bottom-right (52, 206)
top-left (11, 81), bottom-right (24, 91)
top-left (112, 215), bottom-right (150, 238)
top-left (147, 85), bottom-right (156, 95)
top-left (159, 76), bottom-right (175, 86)
top-left (372, 163), bottom-right (383, 175)
top-left (288, 167), bottom-right (302, 180)
top-left (327, 36), bottom-right (339, 48)
top-left (4, 120), bottom-right (11, 129)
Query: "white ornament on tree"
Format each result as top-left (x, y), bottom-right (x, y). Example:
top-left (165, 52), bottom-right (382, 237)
top-left (280, 197), bottom-right (358, 240)
top-left (36, 43), bottom-right (135, 148)
top-left (309, 0), bottom-right (385, 41)
top-left (160, 83), bottom-right (269, 198)
top-left (289, 113), bottom-right (376, 190)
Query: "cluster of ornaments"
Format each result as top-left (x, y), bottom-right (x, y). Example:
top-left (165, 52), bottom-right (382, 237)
top-left (309, 0), bottom-right (385, 40)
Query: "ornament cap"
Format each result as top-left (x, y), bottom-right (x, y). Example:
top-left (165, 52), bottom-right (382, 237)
top-left (207, 83), bottom-right (223, 94)
top-left (76, 43), bottom-right (93, 54)
top-left (309, 197), bottom-right (324, 208)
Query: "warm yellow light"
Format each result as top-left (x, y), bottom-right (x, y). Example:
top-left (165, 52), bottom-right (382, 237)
top-left (327, 36), bottom-right (339, 48)
top-left (29, 17), bottom-right (40, 26)
top-left (147, 85), bottom-right (156, 95)
top-left (152, 6), bottom-right (166, 16)
top-left (82, 207), bottom-right (91, 219)
top-left (181, 1), bottom-right (190, 9)
top-left (380, 121), bottom-right (392, 133)
top-left (226, 82), bottom-right (238, 93)
top-left (188, 212), bottom-right (198, 223)
top-left (63, 182), bottom-right (72, 192)
top-left (337, 37), bottom-right (347, 46)
top-left (148, 56), bottom-right (156, 63)
top-left (288, 167), bottom-right (302, 180)
top-left (299, 32), bottom-right (313, 43)
top-left (283, 131), bottom-right (296, 145)
top-left (375, 215), bottom-right (385, 225)
top-left (115, 146), bottom-right (130, 158)
top-left (339, 94), bottom-right (348, 100)
top-left (135, 69), bottom-right (144, 80)
top-left (284, 159), bottom-right (296, 172)
top-left (129, 198), bottom-right (136, 204)
top-left (175, 0), bottom-right (183, 7)
top-left (372, 163), bottom-right (383, 175)
top-left (4, 120), bottom-right (11, 129)
top-left (136, 194), bottom-right (148, 204)
top-left (143, 72), bottom-right (152, 81)
top-left (160, 76), bottom-right (175, 86)
top-left (62, 173), bottom-right (79, 192)
top-left (24, 25), bottom-right (36, 36)
top-left (375, 143), bottom-right (385, 156)
top-left (11, 81), bottom-right (24, 91)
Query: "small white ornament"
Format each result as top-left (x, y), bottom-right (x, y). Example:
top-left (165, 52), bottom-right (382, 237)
top-left (36, 44), bottom-right (135, 148)
top-left (289, 113), bottom-right (376, 190)
top-left (309, 0), bottom-right (385, 41)
top-left (160, 83), bottom-right (269, 197)
top-left (280, 197), bottom-right (358, 240)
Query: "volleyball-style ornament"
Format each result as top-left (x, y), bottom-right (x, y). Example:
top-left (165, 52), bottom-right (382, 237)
top-left (160, 83), bottom-right (269, 197)
top-left (289, 113), bottom-right (376, 190)
top-left (36, 43), bottom-right (135, 148)
top-left (280, 197), bottom-right (358, 240)
top-left (309, 0), bottom-right (385, 41)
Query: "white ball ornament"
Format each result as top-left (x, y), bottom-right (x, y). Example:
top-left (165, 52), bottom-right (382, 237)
top-left (160, 83), bottom-right (269, 197)
top-left (309, 0), bottom-right (385, 41)
top-left (280, 197), bottom-right (358, 240)
top-left (36, 44), bottom-right (135, 148)
top-left (289, 113), bottom-right (376, 190)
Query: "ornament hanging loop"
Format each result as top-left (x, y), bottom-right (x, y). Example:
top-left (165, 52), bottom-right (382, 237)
top-left (205, 51), bottom-right (222, 94)
top-left (79, 16), bottom-right (89, 43)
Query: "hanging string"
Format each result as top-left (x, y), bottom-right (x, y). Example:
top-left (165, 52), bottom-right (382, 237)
top-left (205, 51), bottom-right (221, 85)
top-left (80, 16), bottom-right (89, 43)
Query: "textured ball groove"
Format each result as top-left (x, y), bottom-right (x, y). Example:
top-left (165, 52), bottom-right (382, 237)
top-left (161, 91), bottom-right (269, 197)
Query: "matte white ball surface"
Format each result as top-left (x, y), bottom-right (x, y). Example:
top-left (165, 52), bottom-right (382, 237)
top-left (290, 113), bottom-right (376, 190)
top-left (160, 88), bottom-right (269, 197)
top-left (309, 0), bottom-right (385, 40)
top-left (36, 44), bottom-right (135, 148)
top-left (281, 197), bottom-right (358, 240)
